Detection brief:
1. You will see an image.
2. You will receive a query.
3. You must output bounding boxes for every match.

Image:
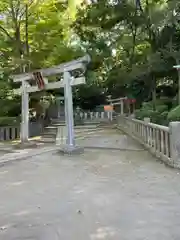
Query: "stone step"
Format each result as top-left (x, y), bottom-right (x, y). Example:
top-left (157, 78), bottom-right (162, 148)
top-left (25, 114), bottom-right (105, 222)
top-left (40, 127), bottom-right (102, 144)
top-left (44, 125), bottom-right (59, 135)
top-left (41, 133), bottom-right (57, 138)
top-left (83, 121), bottom-right (100, 125)
top-left (42, 123), bottom-right (103, 142)
top-left (51, 119), bottom-right (65, 124)
top-left (35, 138), bottom-right (56, 144)
top-left (43, 128), bottom-right (99, 138)
top-left (45, 124), bottom-right (100, 132)
top-left (73, 125), bottom-right (100, 128)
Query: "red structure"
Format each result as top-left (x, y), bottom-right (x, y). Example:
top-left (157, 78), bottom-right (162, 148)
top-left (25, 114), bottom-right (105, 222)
top-left (33, 72), bottom-right (46, 90)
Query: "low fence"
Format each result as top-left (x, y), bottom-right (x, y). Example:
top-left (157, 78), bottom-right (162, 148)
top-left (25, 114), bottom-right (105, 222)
top-left (0, 121), bottom-right (44, 142)
top-left (0, 126), bottom-right (20, 141)
top-left (75, 111), bottom-right (115, 121)
top-left (117, 115), bottom-right (179, 167)
top-left (0, 112), bottom-right (112, 141)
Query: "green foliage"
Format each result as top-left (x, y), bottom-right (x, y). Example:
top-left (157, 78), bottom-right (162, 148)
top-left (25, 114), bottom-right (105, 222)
top-left (155, 104), bottom-right (168, 113)
top-left (160, 111), bottom-right (169, 126)
top-left (73, 0), bottom-right (180, 108)
top-left (0, 0), bottom-right (180, 124)
top-left (135, 101), bottom-right (168, 124)
top-left (167, 106), bottom-right (180, 122)
top-left (75, 84), bottom-right (106, 110)
top-left (0, 117), bottom-right (20, 126)
top-left (0, 0), bottom-right (91, 121)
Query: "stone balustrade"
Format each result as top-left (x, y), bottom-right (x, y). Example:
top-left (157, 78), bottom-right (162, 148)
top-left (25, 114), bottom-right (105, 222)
top-left (0, 112), bottom-right (112, 142)
top-left (117, 115), bottom-right (180, 169)
top-left (0, 126), bottom-right (20, 141)
top-left (0, 121), bottom-right (44, 142)
top-left (75, 111), bottom-right (113, 121)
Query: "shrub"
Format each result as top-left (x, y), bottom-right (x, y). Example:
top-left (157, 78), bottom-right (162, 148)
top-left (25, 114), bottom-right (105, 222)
top-left (135, 101), bottom-right (168, 124)
top-left (159, 111), bottom-right (169, 126)
top-left (135, 109), bottom-right (153, 120)
top-left (141, 102), bottom-right (153, 109)
top-left (155, 104), bottom-right (168, 113)
top-left (167, 105), bottom-right (180, 122)
top-left (135, 109), bottom-right (159, 123)
top-left (0, 117), bottom-right (20, 126)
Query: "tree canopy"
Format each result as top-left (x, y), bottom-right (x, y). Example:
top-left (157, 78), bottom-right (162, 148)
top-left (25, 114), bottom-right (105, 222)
top-left (0, 0), bottom-right (180, 119)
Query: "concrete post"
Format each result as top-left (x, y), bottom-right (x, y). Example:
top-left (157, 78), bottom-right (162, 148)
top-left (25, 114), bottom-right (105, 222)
top-left (80, 112), bottom-right (83, 119)
top-left (59, 72), bottom-right (84, 154)
top-left (169, 122), bottom-right (180, 168)
top-left (110, 111), bottom-right (113, 121)
top-left (144, 117), bottom-right (150, 143)
top-left (101, 112), bottom-right (104, 119)
top-left (109, 102), bottom-right (113, 121)
top-left (95, 112), bottom-right (99, 119)
top-left (57, 99), bottom-right (61, 119)
top-left (144, 117), bottom-right (150, 123)
top-left (90, 112), bottom-right (93, 120)
top-left (21, 81), bottom-right (29, 143)
top-left (64, 71), bottom-right (75, 146)
top-left (56, 124), bottom-right (67, 145)
top-left (120, 100), bottom-right (124, 115)
top-left (57, 97), bottom-right (64, 119)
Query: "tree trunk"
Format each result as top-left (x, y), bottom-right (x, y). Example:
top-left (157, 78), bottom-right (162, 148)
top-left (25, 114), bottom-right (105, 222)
top-left (25, 4), bottom-right (30, 71)
top-left (152, 75), bottom-right (156, 110)
top-left (175, 59), bottom-right (180, 105)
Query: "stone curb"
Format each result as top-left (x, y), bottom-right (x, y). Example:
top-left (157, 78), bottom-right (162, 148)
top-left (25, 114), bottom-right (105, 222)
top-left (83, 146), bottom-right (144, 151)
top-left (0, 146), bottom-right (59, 165)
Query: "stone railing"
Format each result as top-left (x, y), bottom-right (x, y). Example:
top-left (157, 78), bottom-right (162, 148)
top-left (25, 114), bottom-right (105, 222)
top-left (0, 112), bottom-right (113, 142)
top-left (75, 111), bottom-right (114, 121)
top-left (0, 120), bottom-right (44, 142)
top-left (117, 115), bottom-right (180, 168)
top-left (0, 126), bottom-right (20, 141)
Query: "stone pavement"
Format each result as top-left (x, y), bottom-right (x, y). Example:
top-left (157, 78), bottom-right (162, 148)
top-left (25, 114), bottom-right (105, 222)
top-left (77, 128), bottom-right (143, 150)
top-left (0, 126), bottom-right (105, 162)
top-left (0, 129), bottom-right (180, 239)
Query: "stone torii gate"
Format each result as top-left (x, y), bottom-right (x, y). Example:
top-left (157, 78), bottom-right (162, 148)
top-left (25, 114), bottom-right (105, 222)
top-left (12, 55), bottom-right (90, 153)
top-left (107, 97), bottom-right (127, 115)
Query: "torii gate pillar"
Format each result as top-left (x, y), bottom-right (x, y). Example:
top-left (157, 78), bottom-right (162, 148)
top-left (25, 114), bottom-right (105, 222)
top-left (64, 71), bottom-right (75, 146)
top-left (59, 71), bottom-right (84, 154)
top-left (21, 81), bottom-right (29, 143)
top-left (120, 99), bottom-right (124, 115)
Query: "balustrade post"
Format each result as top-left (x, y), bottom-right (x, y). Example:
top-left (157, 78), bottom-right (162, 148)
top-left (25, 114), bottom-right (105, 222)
top-left (84, 112), bottom-right (88, 120)
top-left (169, 122), bottom-right (180, 168)
top-left (56, 124), bottom-right (67, 145)
top-left (90, 112), bottom-right (93, 120)
top-left (101, 112), bottom-right (104, 119)
top-left (129, 120), bottom-right (133, 134)
top-left (144, 117), bottom-right (150, 144)
top-left (95, 112), bottom-right (99, 119)
top-left (80, 112), bottom-right (83, 120)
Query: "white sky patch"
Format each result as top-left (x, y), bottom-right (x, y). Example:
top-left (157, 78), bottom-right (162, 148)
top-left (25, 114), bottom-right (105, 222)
top-left (112, 49), bottom-right (116, 57)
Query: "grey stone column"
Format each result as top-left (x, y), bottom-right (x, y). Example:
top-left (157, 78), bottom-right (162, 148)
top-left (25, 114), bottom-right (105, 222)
top-left (169, 122), bottom-right (180, 168)
top-left (144, 117), bottom-right (150, 143)
top-left (120, 100), bottom-right (124, 115)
